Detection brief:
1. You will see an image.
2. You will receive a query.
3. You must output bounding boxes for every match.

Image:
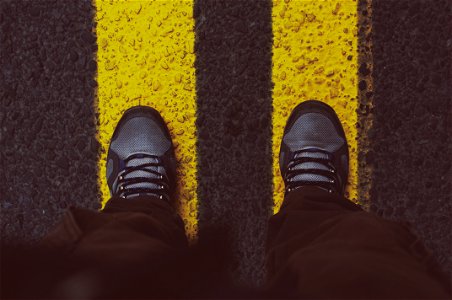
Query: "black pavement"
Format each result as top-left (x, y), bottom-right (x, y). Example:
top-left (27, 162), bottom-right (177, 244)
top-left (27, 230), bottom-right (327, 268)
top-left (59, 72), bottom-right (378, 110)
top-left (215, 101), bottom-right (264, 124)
top-left (1, 0), bottom-right (450, 287)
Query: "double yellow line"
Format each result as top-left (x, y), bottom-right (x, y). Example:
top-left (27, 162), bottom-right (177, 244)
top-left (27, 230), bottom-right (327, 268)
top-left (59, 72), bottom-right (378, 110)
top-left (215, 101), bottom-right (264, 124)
top-left (96, 0), bottom-right (359, 239)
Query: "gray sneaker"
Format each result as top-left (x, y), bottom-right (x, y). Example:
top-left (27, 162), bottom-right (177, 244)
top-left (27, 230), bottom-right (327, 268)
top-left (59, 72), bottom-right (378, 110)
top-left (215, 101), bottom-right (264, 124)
top-left (279, 100), bottom-right (349, 195)
top-left (106, 106), bottom-right (177, 201)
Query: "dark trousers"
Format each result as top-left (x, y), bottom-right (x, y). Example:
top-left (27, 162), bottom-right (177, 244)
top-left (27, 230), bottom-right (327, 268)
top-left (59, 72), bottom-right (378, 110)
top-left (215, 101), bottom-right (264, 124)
top-left (4, 187), bottom-right (450, 298)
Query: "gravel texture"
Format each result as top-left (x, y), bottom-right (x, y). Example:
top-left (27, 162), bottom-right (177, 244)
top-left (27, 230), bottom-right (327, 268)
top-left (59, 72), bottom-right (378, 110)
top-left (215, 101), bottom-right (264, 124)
top-left (368, 0), bottom-right (451, 276)
top-left (0, 0), bottom-right (100, 243)
top-left (194, 0), bottom-right (273, 286)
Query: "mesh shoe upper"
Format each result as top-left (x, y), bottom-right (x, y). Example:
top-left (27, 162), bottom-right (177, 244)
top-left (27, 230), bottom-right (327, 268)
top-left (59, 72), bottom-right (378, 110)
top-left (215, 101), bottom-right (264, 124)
top-left (107, 106), bottom-right (176, 201)
top-left (279, 100), bottom-right (349, 195)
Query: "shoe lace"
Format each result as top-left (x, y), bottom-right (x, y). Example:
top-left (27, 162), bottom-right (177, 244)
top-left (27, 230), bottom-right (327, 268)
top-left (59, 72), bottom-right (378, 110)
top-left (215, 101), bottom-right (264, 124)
top-left (115, 153), bottom-right (170, 201)
top-left (285, 148), bottom-right (341, 194)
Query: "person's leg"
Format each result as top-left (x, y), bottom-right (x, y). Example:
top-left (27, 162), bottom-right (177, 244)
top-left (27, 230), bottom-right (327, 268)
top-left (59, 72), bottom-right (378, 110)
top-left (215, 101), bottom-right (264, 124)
top-left (43, 194), bottom-right (188, 268)
top-left (266, 100), bottom-right (450, 298)
top-left (20, 106), bottom-right (190, 298)
top-left (266, 187), bottom-right (450, 298)
top-left (34, 194), bottom-right (188, 298)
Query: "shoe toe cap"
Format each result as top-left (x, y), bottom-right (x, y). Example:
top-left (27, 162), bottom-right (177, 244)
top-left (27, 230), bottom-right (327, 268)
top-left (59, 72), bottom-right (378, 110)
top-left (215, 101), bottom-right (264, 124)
top-left (283, 112), bottom-right (346, 153)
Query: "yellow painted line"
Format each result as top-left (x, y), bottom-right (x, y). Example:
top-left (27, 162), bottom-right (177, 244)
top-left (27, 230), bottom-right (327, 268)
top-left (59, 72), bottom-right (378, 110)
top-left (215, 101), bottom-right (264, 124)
top-left (272, 0), bottom-right (359, 212)
top-left (95, 0), bottom-right (198, 239)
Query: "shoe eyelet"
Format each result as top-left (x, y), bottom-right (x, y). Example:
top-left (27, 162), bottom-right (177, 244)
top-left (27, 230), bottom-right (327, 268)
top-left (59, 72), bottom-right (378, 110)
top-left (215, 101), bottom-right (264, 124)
top-left (119, 176), bottom-right (123, 181)
top-left (119, 186), bottom-right (124, 191)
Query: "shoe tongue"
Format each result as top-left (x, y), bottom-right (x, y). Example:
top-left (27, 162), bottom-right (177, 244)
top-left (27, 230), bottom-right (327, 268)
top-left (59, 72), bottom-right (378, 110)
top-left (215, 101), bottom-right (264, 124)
top-left (292, 173), bottom-right (331, 184)
top-left (291, 150), bottom-right (332, 184)
top-left (124, 156), bottom-right (163, 191)
top-left (292, 161), bottom-right (330, 171)
top-left (296, 150), bottom-right (330, 160)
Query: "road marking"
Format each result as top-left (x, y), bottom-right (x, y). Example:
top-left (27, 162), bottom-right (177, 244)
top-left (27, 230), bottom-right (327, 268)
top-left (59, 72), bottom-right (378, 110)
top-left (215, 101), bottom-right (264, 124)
top-left (272, 0), bottom-right (359, 212)
top-left (96, 0), bottom-right (198, 238)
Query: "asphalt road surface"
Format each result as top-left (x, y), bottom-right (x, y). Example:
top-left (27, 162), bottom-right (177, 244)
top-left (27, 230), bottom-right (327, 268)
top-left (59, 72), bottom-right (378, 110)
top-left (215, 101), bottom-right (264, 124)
top-left (1, 0), bottom-right (450, 287)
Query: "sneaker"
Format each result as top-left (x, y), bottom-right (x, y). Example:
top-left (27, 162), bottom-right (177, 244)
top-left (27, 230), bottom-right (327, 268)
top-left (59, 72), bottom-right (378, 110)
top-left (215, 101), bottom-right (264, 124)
top-left (279, 100), bottom-right (349, 195)
top-left (106, 106), bottom-right (177, 201)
